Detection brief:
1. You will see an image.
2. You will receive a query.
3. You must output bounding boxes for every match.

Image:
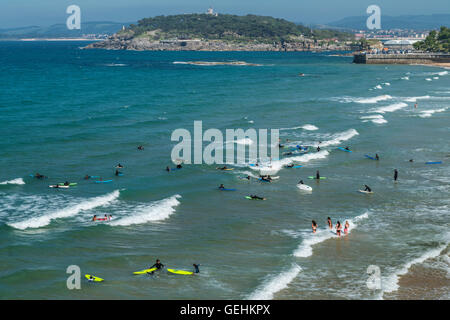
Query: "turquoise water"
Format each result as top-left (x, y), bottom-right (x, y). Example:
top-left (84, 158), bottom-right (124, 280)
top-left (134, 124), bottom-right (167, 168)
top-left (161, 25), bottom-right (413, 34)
top-left (0, 41), bottom-right (449, 299)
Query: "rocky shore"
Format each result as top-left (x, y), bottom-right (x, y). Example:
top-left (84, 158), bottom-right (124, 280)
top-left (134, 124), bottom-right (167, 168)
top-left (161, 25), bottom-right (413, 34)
top-left (84, 34), bottom-right (350, 52)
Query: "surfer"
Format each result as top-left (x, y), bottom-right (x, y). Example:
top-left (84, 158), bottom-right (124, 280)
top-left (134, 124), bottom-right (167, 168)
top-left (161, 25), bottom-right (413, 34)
top-left (283, 152), bottom-right (293, 156)
top-left (364, 185), bottom-right (372, 192)
top-left (375, 154), bottom-right (380, 160)
top-left (344, 221), bottom-right (350, 235)
top-left (245, 175), bottom-right (251, 180)
top-left (286, 164), bottom-right (294, 168)
top-left (166, 166), bottom-right (170, 172)
top-left (34, 173), bottom-right (45, 179)
top-left (219, 184), bottom-right (225, 190)
top-left (217, 166), bottom-right (228, 170)
top-left (115, 169), bottom-right (121, 176)
top-left (312, 220), bottom-right (318, 233)
top-left (150, 259), bottom-right (165, 270)
top-left (316, 170), bottom-right (320, 180)
top-left (298, 180), bottom-right (304, 184)
top-left (116, 163), bottom-right (123, 168)
top-left (63, 181), bottom-right (70, 186)
top-left (193, 264), bottom-right (200, 274)
top-left (409, 159), bottom-right (414, 163)
top-left (394, 169), bottom-right (398, 181)
top-left (250, 195), bottom-right (265, 200)
top-left (176, 164), bottom-right (182, 169)
top-left (336, 221), bottom-right (342, 236)
top-left (345, 146), bottom-right (350, 151)
top-left (327, 217), bottom-right (332, 230)
top-left (137, 145), bottom-right (144, 150)
top-left (317, 146), bottom-right (321, 152)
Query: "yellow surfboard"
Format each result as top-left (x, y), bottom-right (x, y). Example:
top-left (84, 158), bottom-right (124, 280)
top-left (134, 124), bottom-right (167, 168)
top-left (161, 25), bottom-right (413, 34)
top-left (167, 268), bottom-right (193, 275)
top-left (85, 274), bottom-right (104, 282)
top-left (133, 268), bottom-right (157, 275)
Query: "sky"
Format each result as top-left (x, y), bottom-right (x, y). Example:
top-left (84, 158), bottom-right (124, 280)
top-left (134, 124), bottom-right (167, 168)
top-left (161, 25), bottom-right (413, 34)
top-left (0, 0), bottom-right (449, 28)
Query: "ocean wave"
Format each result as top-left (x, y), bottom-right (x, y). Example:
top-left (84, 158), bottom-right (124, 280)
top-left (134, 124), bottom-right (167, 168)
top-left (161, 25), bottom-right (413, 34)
top-left (109, 195), bottom-right (181, 226)
top-left (247, 264), bottom-right (302, 300)
top-left (380, 243), bottom-right (449, 298)
top-left (361, 115), bottom-right (388, 124)
top-left (0, 178), bottom-right (25, 185)
top-left (294, 212), bottom-right (369, 258)
top-left (419, 107), bottom-right (447, 118)
top-left (356, 95), bottom-right (392, 104)
top-left (404, 96), bottom-right (431, 102)
top-left (319, 129), bottom-right (359, 147)
top-left (279, 124), bottom-right (318, 131)
top-left (249, 150), bottom-right (329, 175)
top-left (371, 102), bottom-right (408, 114)
top-left (8, 190), bottom-right (120, 230)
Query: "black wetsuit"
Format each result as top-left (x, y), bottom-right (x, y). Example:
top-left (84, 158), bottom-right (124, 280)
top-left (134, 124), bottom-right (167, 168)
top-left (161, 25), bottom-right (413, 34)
top-left (151, 262), bottom-right (164, 270)
top-left (251, 195), bottom-right (264, 200)
top-left (394, 170), bottom-right (398, 181)
top-left (364, 185), bottom-right (372, 192)
top-left (193, 264), bottom-right (200, 274)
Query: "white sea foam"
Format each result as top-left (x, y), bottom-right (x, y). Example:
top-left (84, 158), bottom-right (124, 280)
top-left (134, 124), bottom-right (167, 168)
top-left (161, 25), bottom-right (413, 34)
top-left (0, 178), bottom-right (25, 185)
top-left (227, 138), bottom-right (254, 146)
top-left (8, 190), bottom-right (120, 230)
top-left (279, 124), bottom-right (318, 131)
top-left (380, 243), bottom-right (448, 297)
top-left (355, 95), bottom-right (392, 104)
top-left (372, 102), bottom-right (408, 114)
top-left (419, 107), bottom-right (447, 118)
top-left (401, 76), bottom-right (409, 80)
top-left (434, 71), bottom-right (448, 76)
top-left (293, 212), bottom-right (369, 258)
top-left (425, 78), bottom-right (432, 81)
top-left (319, 129), bottom-right (359, 147)
top-left (247, 264), bottom-right (302, 300)
top-left (404, 96), bottom-right (431, 102)
top-left (109, 195), bottom-right (181, 226)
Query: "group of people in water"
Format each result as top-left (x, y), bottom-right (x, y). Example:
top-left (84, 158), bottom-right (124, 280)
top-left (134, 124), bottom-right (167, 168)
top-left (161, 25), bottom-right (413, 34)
top-left (147, 259), bottom-right (200, 274)
top-left (92, 214), bottom-right (113, 222)
top-left (312, 217), bottom-right (350, 236)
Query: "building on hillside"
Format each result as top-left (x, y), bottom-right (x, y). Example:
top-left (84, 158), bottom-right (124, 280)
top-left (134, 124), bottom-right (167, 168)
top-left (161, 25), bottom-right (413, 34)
top-left (383, 39), bottom-right (417, 50)
top-left (206, 7), bottom-right (218, 16)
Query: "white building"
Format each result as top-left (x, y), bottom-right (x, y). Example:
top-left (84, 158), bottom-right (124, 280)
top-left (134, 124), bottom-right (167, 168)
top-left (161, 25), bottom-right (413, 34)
top-left (206, 7), bottom-right (218, 16)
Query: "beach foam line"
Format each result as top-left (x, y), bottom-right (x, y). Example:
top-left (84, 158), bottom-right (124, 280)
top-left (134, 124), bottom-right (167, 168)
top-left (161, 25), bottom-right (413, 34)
top-left (0, 178), bottom-right (25, 185)
top-left (379, 242), bottom-right (449, 298)
top-left (109, 194), bottom-right (181, 226)
top-left (371, 102), bottom-right (408, 114)
top-left (293, 212), bottom-right (369, 258)
top-left (8, 190), bottom-right (120, 230)
top-left (419, 107), bottom-right (447, 118)
top-left (247, 264), bottom-right (302, 300)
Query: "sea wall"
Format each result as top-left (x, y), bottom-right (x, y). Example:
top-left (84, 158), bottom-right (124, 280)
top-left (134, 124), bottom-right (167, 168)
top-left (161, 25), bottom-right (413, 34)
top-left (353, 53), bottom-right (450, 64)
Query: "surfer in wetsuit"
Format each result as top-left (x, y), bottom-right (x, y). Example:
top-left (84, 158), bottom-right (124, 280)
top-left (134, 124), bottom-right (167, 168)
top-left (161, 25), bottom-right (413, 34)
top-left (245, 175), bottom-right (251, 180)
top-left (394, 169), bottom-right (398, 181)
top-left (176, 164), bottom-right (182, 169)
top-left (312, 220), bottom-right (318, 233)
top-left (345, 146), bottom-right (350, 151)
top-left (219, 184), bottom-right (225, 189)
top-left (316, 170), bottom-right (320, 180)
top-left (64, 181), bottom-right (70, 186)
top-left (286, 164), bottom-right (294, 168)
top-left (298, 180), bottom-right (304, 184)
top-left (409, 159), bottom-right (414, 163)
top-left (250, 195), bottom-right (264, 200)
top-left (317, 146), bottom-right (321, 152)
top-left (150, 259), bottom-right (164, 270)
top-left (166, 166), bottom-right (170, 172)
top-left (115, 169), bottom-right (121, 176)
top-left (137, 145), bottom-right (144, 150)
top-left (218, 166), bottom-right (228, 170)
top-left (35, 173), bottom-right (45, 179)
top-left (364, 185), bottom-right (372, 192)
top-left (375, 154), bottom-right (380, 160)
top-left (193, 264), bottom-right (200, 274)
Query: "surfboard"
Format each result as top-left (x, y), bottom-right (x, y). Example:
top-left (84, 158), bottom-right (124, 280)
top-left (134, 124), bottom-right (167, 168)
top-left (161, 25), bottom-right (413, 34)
top-left (133, 268), bottom-right (157, 275)
top-left (219, 188), bottom-right (236, 191)
top-left (358, 190), bottom-right (374, 194)
top-left (308, 176), bottom-right (326, 180)
top-left (365, 155), bottom-right (377, 160)
top-left (58, 183), bottom-right (77, 186)
top-left (286, 165), bottom-right (303, 169)
top-left (85, 274), bottom-right (104, 282)
top-left (245, 196), bottom-right (266, 200)
top-left (337, 147), bottom-right (352, 152)
top-left (426, 161), bottom-right (442, 164)
top-left (297, 184), bottom-right (312, 191)
top-left (217, 168), bottom-right (234, 171)
top-left (258, 178), bottom-right (271, 182)
top-left (49, 185), bottom-right (69, 188)
top-left (95, 180), bottom-right (113, 183)
top-left (167, 269), bottom-right (193, 275)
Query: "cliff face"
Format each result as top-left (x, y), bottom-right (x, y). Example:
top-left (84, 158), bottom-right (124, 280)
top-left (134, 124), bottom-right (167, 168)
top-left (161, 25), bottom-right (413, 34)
top-left (85, 34), bottom-right (350, 52)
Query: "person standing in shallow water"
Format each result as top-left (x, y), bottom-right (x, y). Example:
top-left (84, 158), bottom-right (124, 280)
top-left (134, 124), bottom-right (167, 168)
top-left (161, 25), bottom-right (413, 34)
top-left (312, 220), bottom-right (318, 233)
top-left (335, 221), bottom-right (342, 236)
top-left (327, 217), bottom-right (332, 230)
top-left (394, 169), bottom-right (398, 182)
top-left (344, 221), bottom-right (350, 235)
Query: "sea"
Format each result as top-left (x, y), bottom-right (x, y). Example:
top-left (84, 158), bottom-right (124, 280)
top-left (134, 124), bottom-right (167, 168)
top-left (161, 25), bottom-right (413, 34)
top-left (0, 41), bottom-right (448, 299)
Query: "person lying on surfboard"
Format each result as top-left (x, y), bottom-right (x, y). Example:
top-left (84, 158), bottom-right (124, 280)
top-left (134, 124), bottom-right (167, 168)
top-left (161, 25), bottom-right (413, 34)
top-left (34, 173), bottom-right (46, 179)
top-left (250, 195), bottom-right (265, 200)
top-left (364, 185), bottom-right (372, 192)
top-left (345, 146), bottom-right (350, 151)
top-left (217, 166), bottom-right (228, 170)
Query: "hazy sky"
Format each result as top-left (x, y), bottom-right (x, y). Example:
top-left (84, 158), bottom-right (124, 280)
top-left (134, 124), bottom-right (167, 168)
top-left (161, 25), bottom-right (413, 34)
top-left (1, 0), bottom-right (449, 28)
